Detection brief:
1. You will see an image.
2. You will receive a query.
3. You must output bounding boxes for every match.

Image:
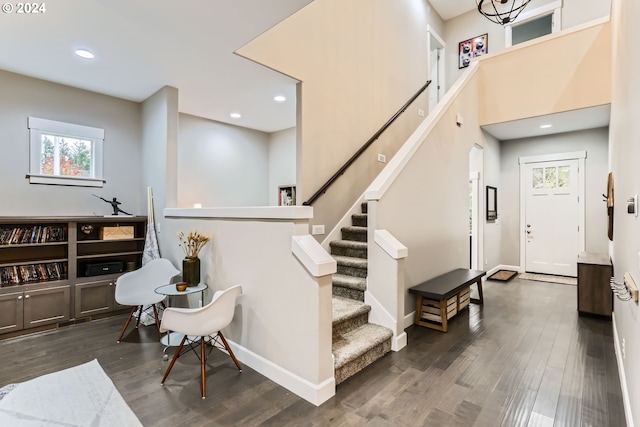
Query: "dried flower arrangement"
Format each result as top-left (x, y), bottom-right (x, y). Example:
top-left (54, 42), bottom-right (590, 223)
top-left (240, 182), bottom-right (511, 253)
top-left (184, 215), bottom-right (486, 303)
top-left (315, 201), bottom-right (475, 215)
top-left (178, 230), bottom-right (211, 259)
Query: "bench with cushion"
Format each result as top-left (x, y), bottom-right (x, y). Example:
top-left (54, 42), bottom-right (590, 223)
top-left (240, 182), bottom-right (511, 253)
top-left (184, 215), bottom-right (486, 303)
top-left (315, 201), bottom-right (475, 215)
top-left (408, 268), bottom-right (485, 332)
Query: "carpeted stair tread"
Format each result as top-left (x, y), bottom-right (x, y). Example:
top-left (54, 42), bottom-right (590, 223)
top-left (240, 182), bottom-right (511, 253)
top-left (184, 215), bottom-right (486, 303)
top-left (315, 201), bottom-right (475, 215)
top-left (351, 214), bottom-right (368, 227)
top-left (340, 226), bottom-right (368, 242)
top-left (330, 240), bottom-right (367, 250)
top-left (332, 274), bottom-right (366, 291)
top-left (341, 226), bottom-right (367, 234)
top-left (330, 240), bottom-right (367, 259)
top-left (332, 296), bottom-right (370, 325)
top-left (333, 323), bottom-right (393, 369)
top-left (333, 255), bottom-right (367, 269)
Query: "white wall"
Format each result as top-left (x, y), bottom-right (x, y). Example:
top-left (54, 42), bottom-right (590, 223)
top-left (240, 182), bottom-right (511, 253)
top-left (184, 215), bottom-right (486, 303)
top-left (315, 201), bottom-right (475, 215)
top-left (268, 127), bottom-right (296, 206)
top-left (499, 127), bottom-right (609, 267)
top-left (142, 86), bottom-right (179, 224)
top-left (178, 113), bottom-right (270, 208)
top-left (444, 0), bottom-right (611, 92)
top-left (0, 69), bottom-right (142, 216)
top-left (482, 131), bottom-right (502, 271)
top-left (369, 67), bottom-right (484, 315)
top-left (610, 0), bottom-right (640, 425)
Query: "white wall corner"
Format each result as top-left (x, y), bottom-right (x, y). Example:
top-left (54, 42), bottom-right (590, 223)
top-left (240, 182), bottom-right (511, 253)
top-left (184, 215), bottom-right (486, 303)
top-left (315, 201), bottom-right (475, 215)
top-left (365, 290), bottom-right (407, 352)
top-left (613, 313), bottom-right (635, 427)
top-left (292, 235), bottom-right (337, 277)
top-left (374, 229), bottom-right (408, 259)
top-left (227, 339), bottom-right (336, 406)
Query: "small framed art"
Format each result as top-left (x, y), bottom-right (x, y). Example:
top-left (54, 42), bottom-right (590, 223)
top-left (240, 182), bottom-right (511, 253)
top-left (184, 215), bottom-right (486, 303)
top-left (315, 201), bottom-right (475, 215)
top-left (459, 33), bottom-right (488, 69)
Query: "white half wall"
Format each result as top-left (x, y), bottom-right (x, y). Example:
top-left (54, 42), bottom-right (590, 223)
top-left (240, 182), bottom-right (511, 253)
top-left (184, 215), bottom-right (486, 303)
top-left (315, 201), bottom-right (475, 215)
top-left (163, 207), bottom-right (335, 406)
top-left (444, 0), bottom-right (611, 92)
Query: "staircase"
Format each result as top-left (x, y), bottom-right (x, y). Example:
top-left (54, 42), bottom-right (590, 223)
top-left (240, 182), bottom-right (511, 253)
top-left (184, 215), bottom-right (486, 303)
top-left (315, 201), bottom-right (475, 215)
top-left (330, 203), bottom-right (393, 384)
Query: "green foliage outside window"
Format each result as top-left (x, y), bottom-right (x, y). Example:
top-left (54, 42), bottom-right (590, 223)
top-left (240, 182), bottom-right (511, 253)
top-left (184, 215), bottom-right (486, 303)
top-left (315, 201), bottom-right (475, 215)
top-left (40, 134), bottom-right (92, 177)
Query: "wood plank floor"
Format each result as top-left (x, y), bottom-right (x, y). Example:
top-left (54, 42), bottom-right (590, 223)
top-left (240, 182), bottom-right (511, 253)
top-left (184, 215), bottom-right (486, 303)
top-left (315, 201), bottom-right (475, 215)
top-left (0, 277), bottom-right (627, 426)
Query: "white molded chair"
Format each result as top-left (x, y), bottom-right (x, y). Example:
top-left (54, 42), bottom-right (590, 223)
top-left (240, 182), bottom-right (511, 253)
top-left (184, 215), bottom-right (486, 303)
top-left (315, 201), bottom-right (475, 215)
top-left (160, 285), bottom-right (243, 399)
top-left (115, 258), bottom-right (179, 343)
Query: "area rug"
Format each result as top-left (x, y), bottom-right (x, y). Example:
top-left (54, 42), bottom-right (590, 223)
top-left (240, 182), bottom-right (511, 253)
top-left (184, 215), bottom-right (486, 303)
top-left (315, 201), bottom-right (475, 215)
top-left (519, 272), bottom-right (577, 286)
top-left (487, 270), bottom-right (518, 282)
top-left (0, 359), bottom-right (141, 426)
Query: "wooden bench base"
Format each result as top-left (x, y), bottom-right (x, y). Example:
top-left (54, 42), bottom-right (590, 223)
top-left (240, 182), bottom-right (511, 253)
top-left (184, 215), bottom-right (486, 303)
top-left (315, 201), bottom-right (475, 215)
top-left (409, 269), bottom-right (485, 332)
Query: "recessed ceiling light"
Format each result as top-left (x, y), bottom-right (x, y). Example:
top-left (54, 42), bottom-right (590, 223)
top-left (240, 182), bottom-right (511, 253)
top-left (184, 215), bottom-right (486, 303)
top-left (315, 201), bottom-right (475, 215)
top-left (540, 124), bottom-right (552, 129)
top-left (274, 95), bottom-right (286, 102)
top-left (75, 49), bottom-right (95, 59)
top-left (230, 112), bottom-right (242, 119)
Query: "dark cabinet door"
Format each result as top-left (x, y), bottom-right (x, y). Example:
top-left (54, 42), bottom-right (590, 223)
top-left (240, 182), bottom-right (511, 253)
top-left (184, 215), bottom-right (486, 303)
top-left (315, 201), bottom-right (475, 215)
top-left (0, 291), bottom-right (24, 333)
top-left (23, 285), bottom-right (70, 328)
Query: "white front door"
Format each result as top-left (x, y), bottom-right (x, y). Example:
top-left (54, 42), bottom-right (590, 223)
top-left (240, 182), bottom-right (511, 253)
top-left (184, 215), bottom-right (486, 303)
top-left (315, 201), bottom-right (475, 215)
top-left (524, 159), bottom-right (580, 276)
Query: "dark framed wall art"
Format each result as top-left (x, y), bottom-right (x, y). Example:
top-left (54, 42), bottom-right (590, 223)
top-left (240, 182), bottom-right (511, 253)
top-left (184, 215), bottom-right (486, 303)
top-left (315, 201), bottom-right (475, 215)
top-left (459, 33), bottom-right (488, 69)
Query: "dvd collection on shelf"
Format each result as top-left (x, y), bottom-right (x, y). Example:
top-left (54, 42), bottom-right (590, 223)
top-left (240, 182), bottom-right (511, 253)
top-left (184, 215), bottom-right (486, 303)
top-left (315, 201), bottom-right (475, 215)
top-left (0, 262), bottom-right (67, 287)
top-left (0, 225), bottom-right (67, 245)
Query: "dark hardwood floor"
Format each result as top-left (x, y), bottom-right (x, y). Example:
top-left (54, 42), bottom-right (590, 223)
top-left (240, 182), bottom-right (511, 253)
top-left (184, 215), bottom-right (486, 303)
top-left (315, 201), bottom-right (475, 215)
top-left (0, 277), bottom-right (627, 426)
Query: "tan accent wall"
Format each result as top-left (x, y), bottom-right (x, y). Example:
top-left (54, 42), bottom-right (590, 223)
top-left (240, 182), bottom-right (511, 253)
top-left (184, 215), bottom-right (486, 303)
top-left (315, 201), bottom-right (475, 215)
top-left (478, 21), bottom-right (611, 126)
top-left (237, 0), bottom-right (435, 233)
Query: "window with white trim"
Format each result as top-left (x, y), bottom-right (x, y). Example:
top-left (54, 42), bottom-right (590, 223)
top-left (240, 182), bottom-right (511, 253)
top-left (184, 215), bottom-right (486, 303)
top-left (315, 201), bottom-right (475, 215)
top-left (505, 0), bottom-right (562, 48)
top-left (28, 117), bottom-right (104, 187)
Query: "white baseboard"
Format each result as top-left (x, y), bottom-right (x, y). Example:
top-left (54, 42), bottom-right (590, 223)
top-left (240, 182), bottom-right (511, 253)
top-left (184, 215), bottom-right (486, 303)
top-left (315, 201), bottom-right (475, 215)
top-left (612, 313), bottom-right (635, 427)
top-left (364, 290), bottom-right (407, 351)
top-left (404, 312), bottom-right (414, 330)
top-left (394, 332), bottom-right (407, 351)
top-left (226, 339), bottom-right (335, 406)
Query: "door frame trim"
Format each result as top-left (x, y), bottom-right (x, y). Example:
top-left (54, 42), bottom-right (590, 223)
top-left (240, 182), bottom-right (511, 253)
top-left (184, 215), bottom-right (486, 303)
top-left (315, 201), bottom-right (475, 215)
top-left (518, 150), bottom-right (586, 273)
top-left (427, 25), bottom-right (446, 112)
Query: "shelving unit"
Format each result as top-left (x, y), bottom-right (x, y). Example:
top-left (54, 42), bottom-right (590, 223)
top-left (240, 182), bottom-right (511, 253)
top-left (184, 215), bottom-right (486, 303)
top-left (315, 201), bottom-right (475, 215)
top-left (0, 219), bottom-right (71, 334)
top-left (0, 216), bottom-right (146, 337)
top-left (74, 218), bottom-right (146, 318)
top-left (278, 185), bottom-right (296, 206)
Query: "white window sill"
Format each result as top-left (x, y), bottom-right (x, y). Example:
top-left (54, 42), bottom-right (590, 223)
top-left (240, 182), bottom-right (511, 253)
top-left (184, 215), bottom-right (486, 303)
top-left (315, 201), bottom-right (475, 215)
top-left (27, 174), bottom-right (105, 187)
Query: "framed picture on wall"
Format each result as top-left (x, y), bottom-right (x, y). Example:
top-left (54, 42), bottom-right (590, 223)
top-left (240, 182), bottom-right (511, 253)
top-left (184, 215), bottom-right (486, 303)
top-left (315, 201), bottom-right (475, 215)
top-left (459, 33), bottom-right (488, 69)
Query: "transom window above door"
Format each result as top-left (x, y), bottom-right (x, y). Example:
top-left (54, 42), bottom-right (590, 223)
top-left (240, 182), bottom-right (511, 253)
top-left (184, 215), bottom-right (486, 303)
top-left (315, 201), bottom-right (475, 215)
top-left (532, 165), bottom-right (570, 189)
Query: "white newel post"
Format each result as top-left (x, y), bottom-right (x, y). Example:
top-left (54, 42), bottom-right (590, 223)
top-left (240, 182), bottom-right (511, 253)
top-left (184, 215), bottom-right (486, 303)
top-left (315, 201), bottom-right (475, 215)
top-left (365, 202), bottom-right (408, 351)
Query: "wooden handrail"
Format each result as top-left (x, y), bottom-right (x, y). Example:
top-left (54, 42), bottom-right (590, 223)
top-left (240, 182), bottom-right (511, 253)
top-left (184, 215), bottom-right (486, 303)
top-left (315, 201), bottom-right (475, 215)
top-left (303, 80), bottom-right (431, 206)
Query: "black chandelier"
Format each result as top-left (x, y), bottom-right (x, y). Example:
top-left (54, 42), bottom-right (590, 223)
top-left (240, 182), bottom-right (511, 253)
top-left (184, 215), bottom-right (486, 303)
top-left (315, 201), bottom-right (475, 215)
top-left (476, 0), bottom-right (532, 25)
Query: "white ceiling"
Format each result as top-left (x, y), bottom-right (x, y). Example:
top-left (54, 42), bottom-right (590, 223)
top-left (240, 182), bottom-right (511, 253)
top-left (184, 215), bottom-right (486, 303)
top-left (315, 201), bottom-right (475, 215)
top-left (0, 0), bottom-right (312, 133)
top-left (429, 0), bottom-right (476, 20)
top-left (0, 1), bottom-right (610, 139)
top-left (481, 105), bottom-right (611, 141)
